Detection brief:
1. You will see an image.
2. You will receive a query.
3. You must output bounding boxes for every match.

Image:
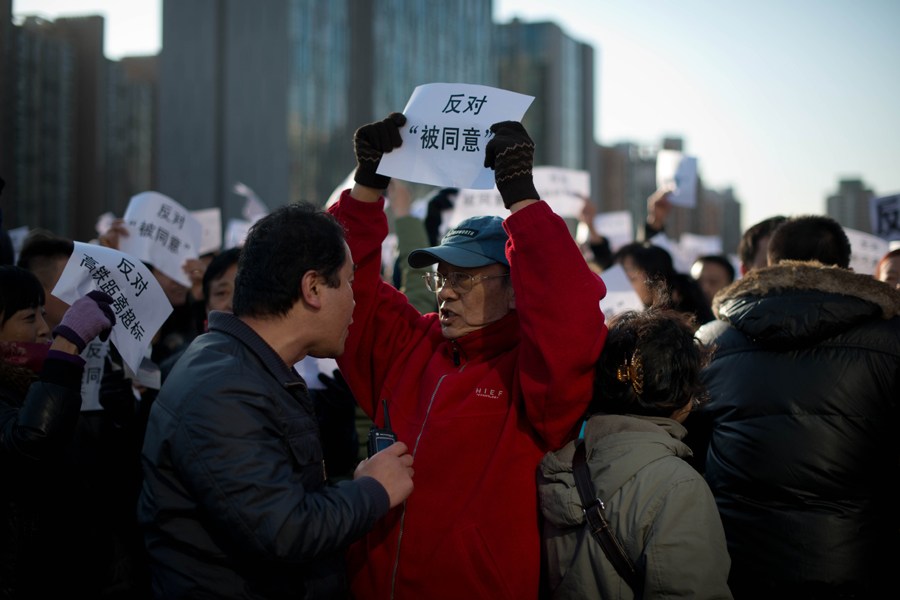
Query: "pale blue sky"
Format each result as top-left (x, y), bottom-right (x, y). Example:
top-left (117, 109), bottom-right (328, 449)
top-left (14, 0), bottom-right (900, 228)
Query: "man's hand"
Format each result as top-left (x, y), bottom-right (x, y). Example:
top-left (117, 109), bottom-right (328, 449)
top-left (484, 121), bottom-right (540, 210)
top-left (354, 440), bottom-right (414, 508)
top-left (646, 187), bottom-right (673, 232)
top-left (98, 218), bottom-right (129, 249)
top-left (353, 112), bottom-right (407, 190)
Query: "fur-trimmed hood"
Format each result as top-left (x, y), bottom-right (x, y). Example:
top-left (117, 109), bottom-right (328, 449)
top-left (711, 260), bottom-right (900, 346)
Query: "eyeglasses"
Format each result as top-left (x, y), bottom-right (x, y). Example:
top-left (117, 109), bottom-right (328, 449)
top-left (422, 271), bottom-right (510, 294)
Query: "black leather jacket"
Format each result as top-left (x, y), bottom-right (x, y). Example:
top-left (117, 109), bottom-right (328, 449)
top-left (138, 311), bottom-right (388, 599)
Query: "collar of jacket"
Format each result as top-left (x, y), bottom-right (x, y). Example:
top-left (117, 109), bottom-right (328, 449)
top-left (713, 260), bottom-right (900, 319)
top-left (206, 311), bottom-right (308, 397)
top-left (442, 309), bottom-right (520, 366)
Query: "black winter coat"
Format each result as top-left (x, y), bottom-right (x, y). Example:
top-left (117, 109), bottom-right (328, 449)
top-left (688, 261), bottom-right (900, 598)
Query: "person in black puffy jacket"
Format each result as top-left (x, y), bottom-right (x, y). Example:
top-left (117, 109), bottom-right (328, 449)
top-left (685, 215), bottom-right (900, 599)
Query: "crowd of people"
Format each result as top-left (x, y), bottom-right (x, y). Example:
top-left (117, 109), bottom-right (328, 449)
top-left (1, 108), bottom-right (898, 600)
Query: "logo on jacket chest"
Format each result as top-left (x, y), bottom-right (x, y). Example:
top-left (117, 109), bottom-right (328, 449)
top-left (474, 386), bottom-right (505, 399)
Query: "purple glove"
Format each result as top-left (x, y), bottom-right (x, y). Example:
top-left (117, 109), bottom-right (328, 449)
top-left (53, 290), bottom-right (116, 353)
top-left (353, 112), bottom-right (406, 189)
top-left (483, 121), bottom-right (540, 209)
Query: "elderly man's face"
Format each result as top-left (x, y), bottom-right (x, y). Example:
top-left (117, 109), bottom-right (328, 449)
top-left (434, 261), bottom-right (514, 340)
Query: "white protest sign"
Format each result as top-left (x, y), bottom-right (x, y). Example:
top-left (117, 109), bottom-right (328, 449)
top-left (293, 356), bottom-right (339, 390)
top-left (224, 219), bottom-right (252, 250)
top-left (120, 191), bottom-right (203, 288)
top-left (7, 226), bottom-right (29, 263)
top-left (870, 193), bottom-right (900, 241)
top-left (448, 189), bottom-right (505, 228)
top-left (647, 232), bottom-right (693, 274)
top-left (326, 170), bottom-right (355, 209)
top-left (192, 208), bottom-right (222, 255)
top-left (52, 242), bottom-right (173, 374)
top-left (679, 233), bottom-right (723, 268)
top-left (235, 182), bottom-right (269, 222)
top-left (79, 339), bottom-right (110, 411)
top-left (95, 212), bottom-right (116, 236)
top-left (593, 211), bottom-right (634, 253)
top-left (656, 150), bottom-right (698, 208)
top-left (532, 167), bottom-right (589, 219)
top-left (844, 227), bottom-right (889, 275)
top-left (377, 83), bottom-right (534, 189)
top-left (598, 264), bottom-right (645, 319)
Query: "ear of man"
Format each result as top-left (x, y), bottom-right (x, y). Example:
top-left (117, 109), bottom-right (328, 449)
top-left (301, 270), bottom-right (324, 309)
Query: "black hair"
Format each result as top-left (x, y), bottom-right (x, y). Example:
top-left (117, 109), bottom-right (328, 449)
top-left (693, 254), bottom-right (735, 284)
top-left (0, 265), bottom-right (45, 325)
top-left (614, 242), bottom-right (714, 324)
top-left (16, 230), bottom-right (74, 272)
top-left (202, 247), bottom-right (242, 302)
top-left (737, 215), bottom-right (787, 268)
top-left (590, 308), bottom-right (711, 418)
top-left (767, 215), bottom-right (851, 268)
top-left (233, 202), bottom-right (347, 318)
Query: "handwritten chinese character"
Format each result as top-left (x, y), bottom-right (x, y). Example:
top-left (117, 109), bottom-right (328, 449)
top-left (139, 222), bottom-right (156, 238)
top-left (158, 204), bottom-right (172, 221)
top-left (112, 294), bottom-right (130, 315)
top-left (442, 94), bottom-right (465, 114)
top-left (91, 265), bottom-right (111, 283)
top-left (117, 258), bottom-right (136, 282)
top-left (461, 127), bottom-right (481, 152)
top-left (168, 236), bottom-right (182, 254)
top-left (119, 308), bottom-right (137, 329)
top-left (130, 273), bottom-right (149, 297)
top-left (80, 254), bottom-right (99, 273)
top-left (99, 279), bottom-right (121, 297)
top-left (464, 95), bottom-right (487, 115)
top-left (442, 128), bottom-right (460, 151)
top-left (130, 322), bottom-right (145, 342)
top-left (419, 126), bottom-right (440, 150)
top-left (156, 227), bottom-right (170, 246)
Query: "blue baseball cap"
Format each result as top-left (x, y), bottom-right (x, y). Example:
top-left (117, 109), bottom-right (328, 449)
top-left (408, 215), bottom-right (509, 269)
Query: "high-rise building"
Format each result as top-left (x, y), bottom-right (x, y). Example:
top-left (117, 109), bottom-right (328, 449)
top-left (827, 178), bottom-right (873, 234)
top-left (495, 19), bottom-right (596, 193)
top-left (158, 0), bottom-right (496, 220)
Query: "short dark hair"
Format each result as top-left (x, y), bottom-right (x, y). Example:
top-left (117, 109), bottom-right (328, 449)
top-left (590, 308), bottom-right (711, 417)
top-left (767, 215), bottom-right (851, 268)
top-left (693, 254), bottom-right (735, 284)
top-left (202, 247), bottom-right (242, 302)
top-left (738, 215), bottom-right (787, 268)
top-left (16, 230), bottom-right (74, 272)
top-left (613, 242), bottom-right (676, 282)
top-left (233, 203), bottom-right (347, 318)
top-left (0, 265), bottom-right (45, 325)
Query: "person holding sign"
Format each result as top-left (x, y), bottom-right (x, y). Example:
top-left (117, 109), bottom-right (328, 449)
top-left (138, 203), bottom-right (414, 599)
top-left (1, 265), bottom-right (116, 598)
top-left (329, 114), bottom-right (607, 599)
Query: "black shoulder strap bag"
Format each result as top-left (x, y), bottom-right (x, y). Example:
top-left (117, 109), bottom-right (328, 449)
top-left (572, 438), bottom-right (644, 596)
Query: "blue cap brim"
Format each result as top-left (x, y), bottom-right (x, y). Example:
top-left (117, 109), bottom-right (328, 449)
top-left (408, 246), bottom-right (503, 269)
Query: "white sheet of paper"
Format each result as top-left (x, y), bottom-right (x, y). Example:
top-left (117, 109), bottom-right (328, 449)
top-left (447, 188), bottom-right (506, 228)
top-left (869, 193), bottom-right (900, 241)
top-left (656, 150), bottom-right (698, 208)
top-left (377, 83), bottom-right (534, 189)
top-left (647, 232), bottom-right (694, 274)
top-left (593, 211), bottom-right (635, 253)
top-left (598, 264), bottom-right (645, 319)
top-left (532, 167), bottom-right (589, 219)
top-left (52, 242), bottom-right (174, 374)
top-left (79, 339), bottom-right (110, 411)
top-left (679, 233), bottom-right (723, 268)
top-left (293, 356), bottom-right (339, 390)
top-left (119, 191), bottom-right (203, 288)
top-left (224, 219), bottom-right (252, 249)
top-left (844, 227), bottom-right (889, 275)
top-left (192, 208), bottom-right (223, 255)
top-left (7, 226), bottom-right (29, 263)
top-left (326, 170), bottom-right (355, 209)
top-left (235, 182), bottom-right (269, 222)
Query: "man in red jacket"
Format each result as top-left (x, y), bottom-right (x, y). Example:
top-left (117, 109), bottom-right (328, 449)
top-left (329, 114), bottom-right (608, 599)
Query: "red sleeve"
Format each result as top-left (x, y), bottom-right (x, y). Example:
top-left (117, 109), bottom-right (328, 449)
top-left (328, 190), bottom-right (436, 420)
top-left (505, 201), bottom-right (608, 449)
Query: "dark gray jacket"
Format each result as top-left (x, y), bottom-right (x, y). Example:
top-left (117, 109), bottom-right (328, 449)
top-left (689, 261), bottom-right (900, 597)
top-left (138, 312), bottom-right (388, 599)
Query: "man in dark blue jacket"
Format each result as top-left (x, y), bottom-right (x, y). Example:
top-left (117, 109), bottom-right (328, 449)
top-left (138, 203), bottom-right (414, 599)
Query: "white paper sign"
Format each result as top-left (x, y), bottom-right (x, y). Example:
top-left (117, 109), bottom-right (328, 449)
top-left (192, 208), bottom-right (223, 255)
top-left (679, 233), bottom-right (723, 268)
top-left (844, 227), bottom-right (889, 275)
top-left (326, 170), bottom-right (355, 209)
top-left (592, 211), bottom-right (634, 253)
top-left (598, 264), bottom-right (645, 319)
top-left (235, 182), bottom-right (269, 222)
top-left (294, 356), bottom-right (339, 390)
top-left (224, 219), bottom-right (252, 249)
top-left (52, 242), bottom-right (174, 374)
top-left (120, 191), bottom-right (203, 288)
top-left (448, 189), bottom-right (506, 228)
top-left (377, 83), bottom-right (534, 189)
top-left (79, 339), bottom-right (110, 411)
top-left (532, 167), bottom-right (589, 219)
top-left (656, 150), bottom-right (698, 208)
top-left (647, 232), bottom-right (693, 274)
top-left (870, 193), bottom-right (900, 241)
top-left (7, 226), bottom-right (29, 263)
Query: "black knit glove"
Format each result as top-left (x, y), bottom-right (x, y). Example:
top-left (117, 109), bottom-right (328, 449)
top-left (353, 112), bottom-right (407, 190)
top-left (484, 121), bottom-right (540, 209)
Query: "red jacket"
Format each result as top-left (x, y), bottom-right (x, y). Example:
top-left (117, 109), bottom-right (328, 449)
top-left (330, 192), bottom-right (607, 600)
